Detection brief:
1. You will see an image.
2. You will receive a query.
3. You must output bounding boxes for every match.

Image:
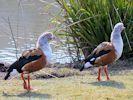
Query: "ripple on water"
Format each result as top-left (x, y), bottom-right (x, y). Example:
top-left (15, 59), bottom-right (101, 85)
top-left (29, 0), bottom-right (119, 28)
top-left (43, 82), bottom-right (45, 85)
top-left (0, 48), bottom-right (19, 63)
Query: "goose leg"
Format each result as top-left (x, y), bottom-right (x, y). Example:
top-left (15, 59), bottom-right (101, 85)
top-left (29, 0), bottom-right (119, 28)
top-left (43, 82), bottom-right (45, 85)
top-left (97, 67), bottom-right (102, 81)
top-left (27, 74), bottom-right (32, 91)
top-left (21, 72), bottom-right (27, 89)
top-left (104, 65), bottom-right (110, 80)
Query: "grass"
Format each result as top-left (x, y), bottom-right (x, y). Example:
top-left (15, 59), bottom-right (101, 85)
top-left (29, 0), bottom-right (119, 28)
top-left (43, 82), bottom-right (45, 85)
top-left (0, 60), bottom-right (133, 100)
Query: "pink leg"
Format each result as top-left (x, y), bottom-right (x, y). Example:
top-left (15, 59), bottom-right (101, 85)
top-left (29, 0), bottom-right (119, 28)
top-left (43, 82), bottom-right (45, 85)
top-left (27, 74), bottom-right (32, 91)
top-left (104, 65), bottom-right (110, 80)
top-left (21, 73), bottom-right (27, 89)
top-left (97, 67), bottom-right (102, 81)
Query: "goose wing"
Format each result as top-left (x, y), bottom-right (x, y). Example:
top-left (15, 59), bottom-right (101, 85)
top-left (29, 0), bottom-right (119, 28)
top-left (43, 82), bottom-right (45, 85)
top-left (4, 49), bottom-right (42, 80)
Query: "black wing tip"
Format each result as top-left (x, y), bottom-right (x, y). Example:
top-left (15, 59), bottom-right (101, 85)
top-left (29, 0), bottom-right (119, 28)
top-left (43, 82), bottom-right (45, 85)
top-left (4, 73), bottom-right (10, 80)
top-left (4, 65), bottom-right (13, 80)
top-left (80, 66), bottom-right (84, 71)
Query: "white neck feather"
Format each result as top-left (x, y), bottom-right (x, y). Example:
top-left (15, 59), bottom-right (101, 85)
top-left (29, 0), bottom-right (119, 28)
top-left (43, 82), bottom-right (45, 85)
top-left (36, 40), bottom-right (52, 63)
top-left (111, 31), bottom-right (123, 60)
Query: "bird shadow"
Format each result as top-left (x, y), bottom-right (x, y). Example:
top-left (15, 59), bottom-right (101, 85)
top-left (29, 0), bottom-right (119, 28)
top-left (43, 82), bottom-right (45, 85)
top-left (81, 80), bottom-right (125, 89)
top-left (2, 91), bottom-right (52, 99)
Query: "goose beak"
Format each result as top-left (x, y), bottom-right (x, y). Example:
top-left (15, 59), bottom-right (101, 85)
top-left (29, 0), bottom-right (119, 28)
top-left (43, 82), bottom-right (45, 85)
top-left (80, 65), bottom-right (84, 71)
top-left (122, 26), bottom-right (125, 30)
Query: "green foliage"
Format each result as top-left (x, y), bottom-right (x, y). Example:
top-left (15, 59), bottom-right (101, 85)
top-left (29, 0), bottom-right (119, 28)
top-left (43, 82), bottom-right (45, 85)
top-left (56, 0), bottom-right (133, 59)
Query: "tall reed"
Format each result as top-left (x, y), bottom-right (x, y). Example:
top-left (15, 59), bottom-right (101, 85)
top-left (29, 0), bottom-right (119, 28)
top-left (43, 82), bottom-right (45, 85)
top-left (56, 0), bottom-right (133, 59)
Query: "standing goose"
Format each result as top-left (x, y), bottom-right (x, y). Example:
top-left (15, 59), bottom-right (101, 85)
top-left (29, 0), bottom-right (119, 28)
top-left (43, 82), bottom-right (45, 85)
top-left (80, 22), bottom-right (125, 81)
top-left (4, 32), bottom-right (55, 91)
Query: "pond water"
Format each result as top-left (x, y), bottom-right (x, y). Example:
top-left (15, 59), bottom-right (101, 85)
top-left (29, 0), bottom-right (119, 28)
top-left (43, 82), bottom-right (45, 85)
top-left (0, 0), bottom-right (71, 63)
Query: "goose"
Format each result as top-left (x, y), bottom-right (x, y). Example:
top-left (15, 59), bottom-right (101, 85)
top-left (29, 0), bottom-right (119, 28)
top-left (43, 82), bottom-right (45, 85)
top-left (80, 22), bottom-right (125, 81)
top-left (4, 32), bottom-right (55, 91)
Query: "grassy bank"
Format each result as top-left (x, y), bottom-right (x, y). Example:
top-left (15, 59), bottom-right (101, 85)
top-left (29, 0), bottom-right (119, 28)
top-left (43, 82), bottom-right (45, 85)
top-left (0, 60), bottom-right (133, 100)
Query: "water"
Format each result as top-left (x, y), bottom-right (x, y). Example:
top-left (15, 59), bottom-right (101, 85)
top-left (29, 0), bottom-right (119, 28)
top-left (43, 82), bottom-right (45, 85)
top-left (0, 0), bottom-right (71, 63)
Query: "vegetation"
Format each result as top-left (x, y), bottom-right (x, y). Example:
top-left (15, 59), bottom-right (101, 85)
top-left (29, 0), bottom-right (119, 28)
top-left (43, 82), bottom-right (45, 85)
top-left (55, 0), bottom-right (133, 60)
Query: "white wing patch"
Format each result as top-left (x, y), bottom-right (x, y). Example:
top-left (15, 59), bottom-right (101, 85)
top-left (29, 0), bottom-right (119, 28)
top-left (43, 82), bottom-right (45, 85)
top-left (10, 69), bottom-right (19, 76)
top-left (84, 62), bottom-right (92, 68)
